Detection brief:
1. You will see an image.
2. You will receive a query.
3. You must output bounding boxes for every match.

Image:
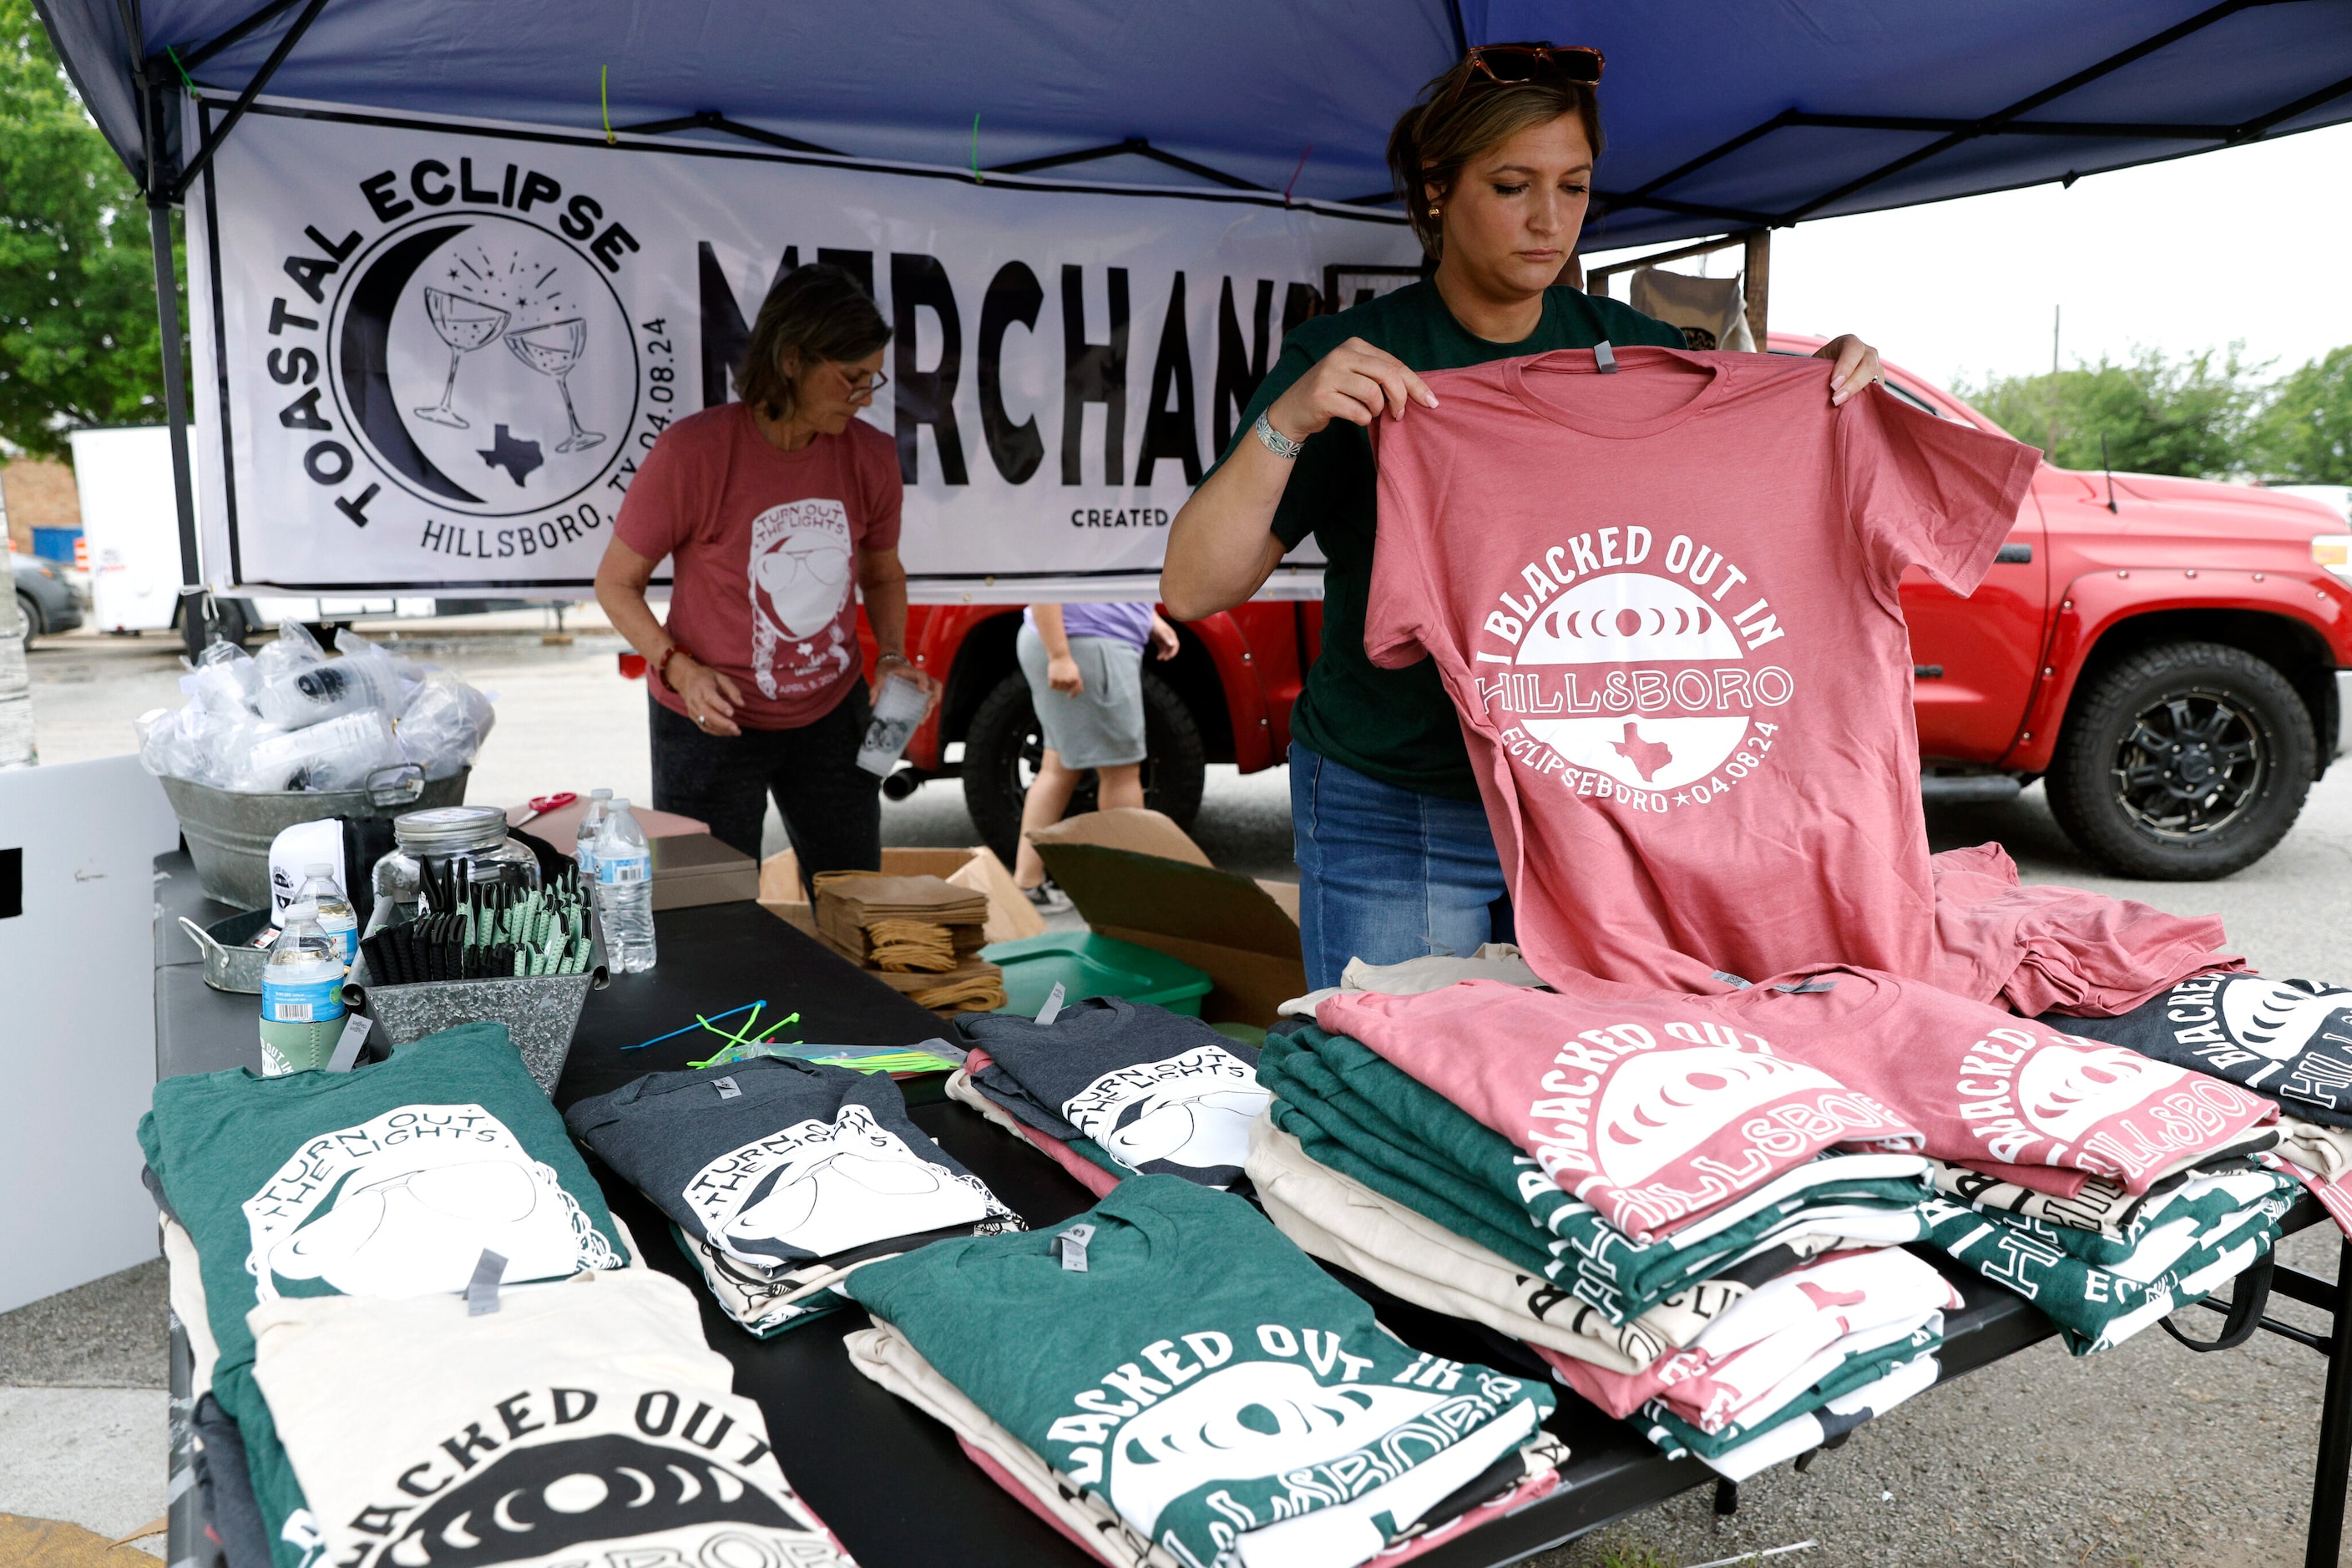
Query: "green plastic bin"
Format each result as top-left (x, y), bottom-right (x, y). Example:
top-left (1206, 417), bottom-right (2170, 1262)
top-left (981, 932), bottom-right (1214, 1017)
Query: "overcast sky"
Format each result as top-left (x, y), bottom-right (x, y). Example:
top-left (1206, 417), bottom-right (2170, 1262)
top-left (1586, 121), bottom-right (2352, 397)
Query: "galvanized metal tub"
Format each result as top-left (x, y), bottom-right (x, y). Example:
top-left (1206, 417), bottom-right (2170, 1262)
top-left (159, 766), bottom-right (468, 910)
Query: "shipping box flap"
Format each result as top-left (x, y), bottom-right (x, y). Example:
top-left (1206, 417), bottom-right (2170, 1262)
top-left (1026, 807), bottom-right (1211, 867)
top-left (1030, 809), bottom-right (1306, 1024)
top-left (1034, 843), bottom-right (1299, 953)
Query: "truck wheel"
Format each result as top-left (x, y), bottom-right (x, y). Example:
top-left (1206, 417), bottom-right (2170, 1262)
top-left (2045, 640), bottom-right (2314, 880)
top-left (961, 670), bottom-right (1207, 865)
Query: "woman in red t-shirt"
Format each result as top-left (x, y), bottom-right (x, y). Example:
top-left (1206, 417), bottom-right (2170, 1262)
top-left (595, 265), bottom-right (938, 880)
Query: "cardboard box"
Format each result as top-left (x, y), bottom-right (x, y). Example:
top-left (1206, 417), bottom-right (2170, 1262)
top-left (647, 832), bottom-right (760, 911)
top-left (1026, 808), bottom-right (1304, 1027)
top-left (759, 846), bottom-right (1044, 947)
top-left (503, 800), bottom-right (751, 909)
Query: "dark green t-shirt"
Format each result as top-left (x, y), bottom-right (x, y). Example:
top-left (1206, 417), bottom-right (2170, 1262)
top-left (1222, 281), bottom-right (1685, 799)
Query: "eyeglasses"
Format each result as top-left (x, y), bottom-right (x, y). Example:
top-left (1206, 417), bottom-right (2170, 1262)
top-left (836, 364), bottom-right (888, 400)
top-left (1434, 42), bottom-right (1606, 114)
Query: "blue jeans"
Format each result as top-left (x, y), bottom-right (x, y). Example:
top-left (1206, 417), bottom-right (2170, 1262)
top-left (1289, 741), bottom-right (1512, 991)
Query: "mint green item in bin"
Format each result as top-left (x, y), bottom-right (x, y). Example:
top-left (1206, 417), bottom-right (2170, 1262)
top-left (980, 930), bottom-right (1212, 1016)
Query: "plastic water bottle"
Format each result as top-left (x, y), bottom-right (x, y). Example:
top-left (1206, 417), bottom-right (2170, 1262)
top-left (593, 797), bottom-right (657, 973)
top-left (296, 862), bottom-right (358, 969)
top-left (259, 902), bottom-right (347, 1075)
top-left (574, 788), bottom-right (613, 880)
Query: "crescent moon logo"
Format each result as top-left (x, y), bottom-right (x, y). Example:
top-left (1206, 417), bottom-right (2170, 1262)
top-left (1510, 569), bottom-right (1781, 792)
top-left (325, 210), bottom-right (640, 521)
top-left (336, 224), bottom-right (485, 506)
top-left (379, 1432), bottom-right (813, 1567)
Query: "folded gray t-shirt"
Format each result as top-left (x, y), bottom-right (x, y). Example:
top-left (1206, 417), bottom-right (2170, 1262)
top-left (2050, 974), bottom-right (2352, 1130)
top-left (565, 1057), bottom-right (1014, 1276)
top-left (957, 998), bottom-right (1272, 1187)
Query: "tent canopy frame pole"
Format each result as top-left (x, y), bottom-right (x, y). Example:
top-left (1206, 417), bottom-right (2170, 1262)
top-left (124, 0), bottom-right (331, 648)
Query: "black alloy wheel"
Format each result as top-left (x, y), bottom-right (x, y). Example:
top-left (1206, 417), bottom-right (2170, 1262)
top-left (2045, 640), bottom-right (2314, 880)
top-left (961, 670), bottom-right (1206, 867)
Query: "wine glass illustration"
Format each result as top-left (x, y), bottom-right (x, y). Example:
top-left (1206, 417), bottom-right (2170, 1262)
top-left (505, 318), bottom-right (604, 453)
top-left (414, 288), bottom-right (508, 429)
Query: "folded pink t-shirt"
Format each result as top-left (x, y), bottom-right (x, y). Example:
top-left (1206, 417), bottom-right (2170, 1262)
top-left (1323, 968), bottom-right (2277, 1202)
top-left (1317, 982), bottom-right (1923, 1242)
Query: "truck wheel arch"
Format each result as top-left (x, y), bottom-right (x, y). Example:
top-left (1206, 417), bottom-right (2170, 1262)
top-left (2014, 578), bottom-right (2345, 779)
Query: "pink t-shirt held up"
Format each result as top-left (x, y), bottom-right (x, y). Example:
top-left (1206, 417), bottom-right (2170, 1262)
top-left (616, 402), bottom-right (902, 731)
top-left (1366, 349), bottom-right (2043, 996)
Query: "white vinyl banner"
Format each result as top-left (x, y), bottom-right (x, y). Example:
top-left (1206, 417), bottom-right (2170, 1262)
top-left (184, 97), bottom-right (1420, 600)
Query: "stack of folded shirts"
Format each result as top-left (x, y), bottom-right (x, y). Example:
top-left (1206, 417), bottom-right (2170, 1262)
top-left (842, 1176), bottom-right (1569, 1568)
top-left (1920, 1156), bottom-right (2298, 1353)
top-left (814, 872), bottom-right (1007, 1013)
top-left (945, 998), bottom-right (1272, 1195)
top-left (139, 1022), bottom-right (638, 1567)
top-left (1265, 961), bottom-right (2288, 1478)
top-left (250, 1267), bottom-right (855, 1568)
top-left (1250, 1017), bottom-right (1950, 1475)
top-left (1252, 1025), bottom-right (1934, 1368)
top-left (567, 1055), bottom-right (1024, 1336)
top-left (1536, 1247), bottom-right (1961, 1481)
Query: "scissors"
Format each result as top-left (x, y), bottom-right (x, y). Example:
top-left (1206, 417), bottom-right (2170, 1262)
top-left (513, 792), bottom-right (578, 827)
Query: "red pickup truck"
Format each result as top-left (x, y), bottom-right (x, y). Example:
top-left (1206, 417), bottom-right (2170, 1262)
top-left (885, 333), bottom-right (2352, 882)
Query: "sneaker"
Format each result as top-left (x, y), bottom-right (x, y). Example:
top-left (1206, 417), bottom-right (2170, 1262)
top-left (1023, 877), bottom-right (1074, 914)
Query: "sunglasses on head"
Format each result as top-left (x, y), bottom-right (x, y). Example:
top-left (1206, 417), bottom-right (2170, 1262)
top-left (1435, 42), bottom-right (1606, 113)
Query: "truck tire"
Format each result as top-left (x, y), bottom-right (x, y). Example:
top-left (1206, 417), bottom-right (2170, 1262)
top-left (961, 670), bottom-right (1206, 865)
top-left (2045, 640), bottom-right (2314, 880)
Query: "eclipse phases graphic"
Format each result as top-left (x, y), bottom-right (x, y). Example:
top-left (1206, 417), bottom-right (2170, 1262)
top-left (2217, 978), bottom-right (2352, 1060)
top-left (377, 1432), bottom-right (819, 1568)
top-left (1513, 572), bottom-right (1770, 792)
top-left (2016, 1043), bottom-right (2167, 1142)
top-left (1590, 1047), bottom-right (1846, 1187)
top-left (328, 212), bottom-right (637, 519)
top-left (1103, 1362), bottom-right (1449, 1536)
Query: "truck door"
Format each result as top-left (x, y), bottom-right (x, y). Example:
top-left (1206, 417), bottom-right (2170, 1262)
top-left (1899, 387), bottom-right (2053, 764)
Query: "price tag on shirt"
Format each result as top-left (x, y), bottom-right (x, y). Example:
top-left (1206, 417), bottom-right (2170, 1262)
top-left (1055, 1222), bottom-right (1095, 1272)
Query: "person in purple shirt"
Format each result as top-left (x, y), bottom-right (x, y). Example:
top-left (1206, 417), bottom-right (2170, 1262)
top-left (1014, 602), bottom-right (1180, 908)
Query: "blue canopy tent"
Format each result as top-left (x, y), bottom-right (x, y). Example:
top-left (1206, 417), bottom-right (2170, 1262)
top-left (30, 0), bottom-right (2352, 634)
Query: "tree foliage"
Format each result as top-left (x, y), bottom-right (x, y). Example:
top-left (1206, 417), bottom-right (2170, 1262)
top-left (0, 0), bottom-right (175, 459)
top-left (2246, 346), bottom-right (2352, 484)
top-left (1955, 346), bottom-right (2263, 479)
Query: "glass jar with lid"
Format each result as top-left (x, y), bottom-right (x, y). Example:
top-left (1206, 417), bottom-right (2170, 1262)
top-left (371, 805), bottom-right (541, 923)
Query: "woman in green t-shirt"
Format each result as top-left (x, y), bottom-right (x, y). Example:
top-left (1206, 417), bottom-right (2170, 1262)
top-left (1161, 43), bottom-right (1885, 990)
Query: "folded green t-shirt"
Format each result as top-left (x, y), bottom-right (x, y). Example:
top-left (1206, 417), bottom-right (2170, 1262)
top-left (139, 1022), bottom-right (629, 1568)
top-left (845, 1175), bottom-right (1555, 1566)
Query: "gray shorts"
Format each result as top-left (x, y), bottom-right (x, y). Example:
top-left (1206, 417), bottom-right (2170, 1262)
top-left (1015, 625), bottom-right (1146, 769)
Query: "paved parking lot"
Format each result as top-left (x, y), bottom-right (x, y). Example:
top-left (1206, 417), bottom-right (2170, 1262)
top-left (12, 620), bottom-right (2352, 1565)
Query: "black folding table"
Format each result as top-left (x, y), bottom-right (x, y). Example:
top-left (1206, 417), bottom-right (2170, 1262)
top-left (150, 854), bottom-right (2352, 1567)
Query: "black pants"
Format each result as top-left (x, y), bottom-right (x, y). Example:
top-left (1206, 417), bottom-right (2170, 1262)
top-left (649, 685), bottom-right (880, 887)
